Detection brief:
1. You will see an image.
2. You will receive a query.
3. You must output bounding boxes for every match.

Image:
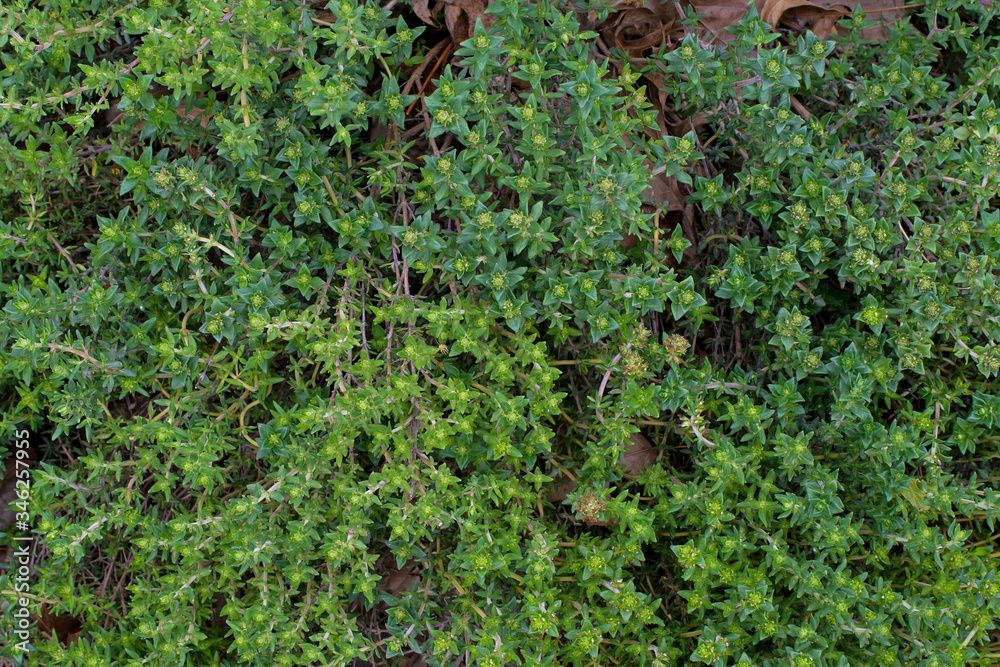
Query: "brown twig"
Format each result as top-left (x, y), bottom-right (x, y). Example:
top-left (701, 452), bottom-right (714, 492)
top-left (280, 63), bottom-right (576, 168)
top-left (406, 43), bottom-right (453, 115)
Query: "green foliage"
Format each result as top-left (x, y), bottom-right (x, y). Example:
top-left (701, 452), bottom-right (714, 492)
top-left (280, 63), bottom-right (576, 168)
top-left (1, 0), bottom-right (1000, 666)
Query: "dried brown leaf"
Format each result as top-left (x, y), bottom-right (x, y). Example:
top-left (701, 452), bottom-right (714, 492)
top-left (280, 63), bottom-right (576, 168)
top-left (582, 516), bottom-right (617, 527)
top-left (619, 130), bottom-right (696, 261)
top-left (575, 9), bottom-right (603, 31)
top-left (688, 0), bottom-right (753, 46)
top-left (663, 104), bottom-right (710, 135)
top-left (443, 0), bottom-right (495, 45)
top-left (623, 133), bottom-right (687, 212)
top-left (36, 607), bottom-right (83, 647)
top-left (545, 434), bottom-right (656, 507)
top-left (651, 172), bottom-right (686, 210)
top-left (761, 0), bottom-right (816, 25)
top-left (646, 0), bottom-right (682, 24)
top-left (599, 8), bottom-right (668, 57)
top-left (634, 0), bottom-right (747, 46)
top-left (546, 476), bottom-right (576, 503)
top-left (377, 558), bottom-right (421, 595)
top-left (759, 0), bottom-right (848, 38)
top-left (412, 0), bottom-right (439, 25)
top-left (621, 432), bottom-right (657, 479)
top-left (177, 103), bottom-right (213, 129)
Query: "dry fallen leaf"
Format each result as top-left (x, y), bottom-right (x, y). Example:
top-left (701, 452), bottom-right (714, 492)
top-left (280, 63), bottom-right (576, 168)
top-left (443, 0), bottom-right (495, 45)
top-left (412, 0), bottom-right (441, 26)
top-left (377, 558), bottom-right (421, 595)
top-left (687, 0), bottom-right (755, 45)
top-left (546, 475), bottom-right (577, 503)
top-left (177, 102), bottom-right (213, 129)
top-left (545, 432), bottom-right (656, 509)
top-left (36, 607), bottom-right (83, 648)
top-left (761, 0), bottom-right (821, 25)
top-left (582, 516), bottom-right (617, 527)
top-left (759, 0), bottom-right (849, 39)
top-left (641, 68), bottom-right (710, 136)
top-left (622, 133), bottom-right (686, 210)
top-left (621, 432), bottom-right (658, 479)
top-left (599, 8), bottom-right (669, 57)
top-left (619, 132), bottom-right (696, 263)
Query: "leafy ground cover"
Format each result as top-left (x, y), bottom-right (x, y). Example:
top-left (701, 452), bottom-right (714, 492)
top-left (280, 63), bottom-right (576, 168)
top-left (1, 0), bottom-right (1000, 665)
